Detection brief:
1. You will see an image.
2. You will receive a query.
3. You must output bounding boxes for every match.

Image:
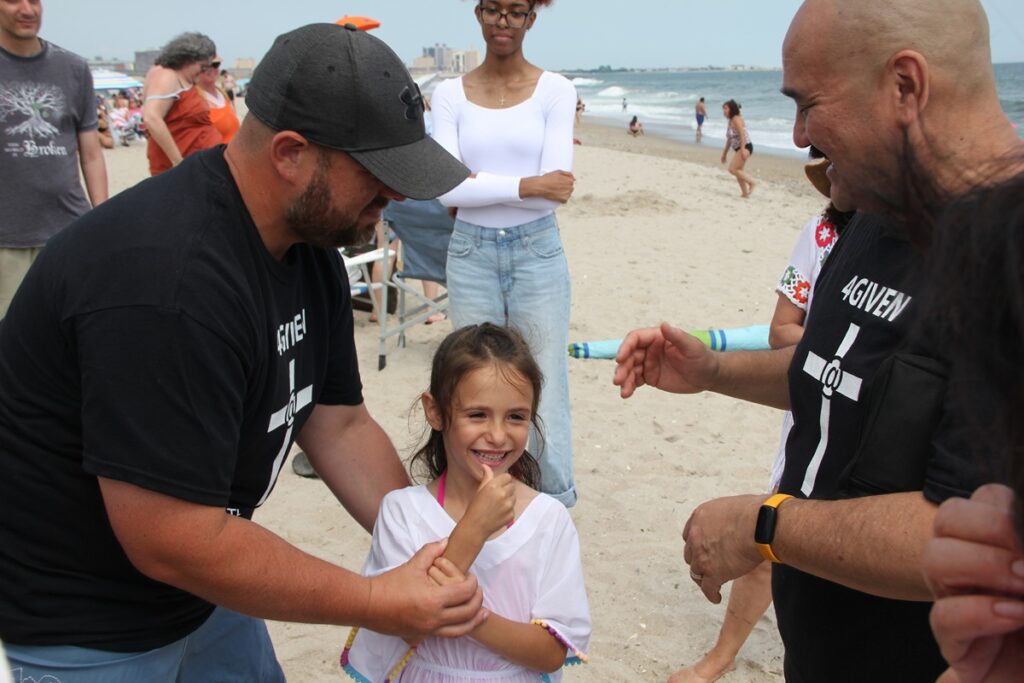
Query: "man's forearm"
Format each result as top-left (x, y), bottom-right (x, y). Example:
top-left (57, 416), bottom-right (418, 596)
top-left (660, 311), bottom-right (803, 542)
top-left (711, 346), bottom-right (794, 410)
top-left (101, 478), bottom-right (374, 626)
top-left (172, 516), bottom-right (375, 625)
top-left (773, 492), bottom-right (937, 600)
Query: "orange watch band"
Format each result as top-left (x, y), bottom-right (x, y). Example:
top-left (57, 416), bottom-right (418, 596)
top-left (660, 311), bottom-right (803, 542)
top-left (755, 493), bottom-right (794, 564)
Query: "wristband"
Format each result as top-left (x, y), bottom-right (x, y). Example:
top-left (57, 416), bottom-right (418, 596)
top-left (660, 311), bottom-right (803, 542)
top-left (754, 493), bottom-right (794, 564)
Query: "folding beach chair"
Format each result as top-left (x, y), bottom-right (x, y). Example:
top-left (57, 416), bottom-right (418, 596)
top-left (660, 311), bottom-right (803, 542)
top-left (342, 245), bottom-right (395, 323)
top-left (374, 198), bottom-right (454, 370)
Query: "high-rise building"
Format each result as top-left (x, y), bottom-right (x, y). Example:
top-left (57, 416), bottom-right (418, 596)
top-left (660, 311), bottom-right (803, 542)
top-left (416, 44), bottom-right (481, 74)
top-left (132, 49), bottom-right (159, 77)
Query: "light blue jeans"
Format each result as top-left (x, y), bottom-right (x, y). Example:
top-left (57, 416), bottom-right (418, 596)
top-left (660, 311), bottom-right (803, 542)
top-left (446, 214), bottom-right (576, 507)
top-left (4, 607), bottom-right (284, 683)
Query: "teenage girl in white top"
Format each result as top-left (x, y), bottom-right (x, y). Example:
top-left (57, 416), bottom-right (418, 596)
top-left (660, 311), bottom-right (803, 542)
top-left (431, 0), bottom-right (580, 507)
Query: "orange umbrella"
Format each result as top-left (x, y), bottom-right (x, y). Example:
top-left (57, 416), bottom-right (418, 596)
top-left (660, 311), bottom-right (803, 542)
top-left (335, 15), bottom-right (380, 31)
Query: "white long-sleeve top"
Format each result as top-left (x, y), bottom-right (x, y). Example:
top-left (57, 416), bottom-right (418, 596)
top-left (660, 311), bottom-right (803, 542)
top-left (432, 71), bottom-right (577, 228)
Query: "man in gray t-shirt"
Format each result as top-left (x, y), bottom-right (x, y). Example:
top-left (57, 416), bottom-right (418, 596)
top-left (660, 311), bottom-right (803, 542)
top-left (0, 0), bottom-right (107, 317)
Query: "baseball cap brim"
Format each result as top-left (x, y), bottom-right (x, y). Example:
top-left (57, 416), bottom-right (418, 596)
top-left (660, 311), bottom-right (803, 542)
top-left (350, 135), bottom-right (469, 201)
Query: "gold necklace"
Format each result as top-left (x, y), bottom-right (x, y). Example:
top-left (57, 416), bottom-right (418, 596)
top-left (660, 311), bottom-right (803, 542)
top-left (496, 78), bottom-right (509, 107)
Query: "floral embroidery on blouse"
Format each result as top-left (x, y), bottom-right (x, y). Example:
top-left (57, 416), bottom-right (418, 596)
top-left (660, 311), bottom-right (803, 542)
top-left (777, 214), bottom-right (840, 309)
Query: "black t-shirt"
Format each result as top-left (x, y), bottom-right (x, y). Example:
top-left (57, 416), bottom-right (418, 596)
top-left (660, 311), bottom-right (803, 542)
top-left (775, 213), bottom-right (987, 681)
top-left (0, 148), bottom-right (362, 651)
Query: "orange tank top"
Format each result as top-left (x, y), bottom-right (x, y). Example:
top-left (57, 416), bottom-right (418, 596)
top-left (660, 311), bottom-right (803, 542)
top-left (146, 86), bottom-right (223, 176)
top-left (207, 96), bottom-right (240, 144)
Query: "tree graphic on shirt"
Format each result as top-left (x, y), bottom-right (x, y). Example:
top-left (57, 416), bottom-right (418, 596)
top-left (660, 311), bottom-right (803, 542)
top-left (0, 81), bottom-right (65, 139)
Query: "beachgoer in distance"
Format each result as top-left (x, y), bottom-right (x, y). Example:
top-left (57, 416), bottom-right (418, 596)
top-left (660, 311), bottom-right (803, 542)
top-left (614, 0), bottom-right (1024, 680)
top-left (432, 0), bottom-right (580, 507)
top-left (622, 96), bottom-right (627, 111)
top-left (720, 99), bottom-right (755, 198)
top-left (573, 97), bottom-right (584, 145)
top-left (141, 31), bottom-right (222, 175)
top-left (695, 96), bottom-right (707, 138)
top-left (218, 68), bottom-right (237, 106)
top-left (95, 102), bottom-right (114, 149)
top-left (0, 0), bottom-right (108, 319)
top-left (669, 149), bottom-right (854, 683)
top-left (913, 174), bottom-right (1024, 682)
top-left (195, 55), bottom-right (239, 143)
top-left (0, 23), bottom-right (485, 681)
top-left (342, 323), bottom-right (591, 681)
top-left (628, 115), bottom-right (644, 137)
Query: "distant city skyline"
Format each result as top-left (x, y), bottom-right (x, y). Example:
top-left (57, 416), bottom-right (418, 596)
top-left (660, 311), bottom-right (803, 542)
top-left (41, 0), bottom-right (1024, 72)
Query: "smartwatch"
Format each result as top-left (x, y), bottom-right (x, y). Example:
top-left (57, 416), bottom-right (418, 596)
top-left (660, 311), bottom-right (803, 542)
top-left (754, 493), bottom-right (794, 563)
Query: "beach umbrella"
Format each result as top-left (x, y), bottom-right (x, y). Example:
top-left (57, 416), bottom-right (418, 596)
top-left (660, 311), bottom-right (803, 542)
top-left (335, 15), bottom-right (380, 31)
top-left (90, 69), bottom-right (143, 92)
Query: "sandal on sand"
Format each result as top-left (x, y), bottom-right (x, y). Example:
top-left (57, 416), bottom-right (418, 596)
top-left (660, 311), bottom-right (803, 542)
top-left (424, 313), bottom-right (447, 325)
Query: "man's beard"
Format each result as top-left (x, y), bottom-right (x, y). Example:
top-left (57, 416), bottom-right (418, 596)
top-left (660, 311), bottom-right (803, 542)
top-left (284, 160), bottom-right (382, 249)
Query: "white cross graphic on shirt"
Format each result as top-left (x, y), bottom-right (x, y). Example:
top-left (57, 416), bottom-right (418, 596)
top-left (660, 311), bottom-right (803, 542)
top-left (257, 359), bottom-right (313, 506)
top-left (798, 323), bottom-right (864, 496)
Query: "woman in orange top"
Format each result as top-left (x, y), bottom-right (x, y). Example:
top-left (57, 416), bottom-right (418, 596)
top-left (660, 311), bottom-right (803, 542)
top-left (195, 56), bottom-right (239, 144)
top-left (141, 32), bottom-right (222, 175)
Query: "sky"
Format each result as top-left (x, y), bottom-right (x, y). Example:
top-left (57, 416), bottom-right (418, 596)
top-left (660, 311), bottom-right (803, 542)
top-left (40, 0), bottom-right (1024, 72)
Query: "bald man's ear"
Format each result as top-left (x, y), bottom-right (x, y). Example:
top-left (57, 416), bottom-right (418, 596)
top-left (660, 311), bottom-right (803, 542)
top-left (890, 50), bottom-right (930, 127)
top-left (268, 131), bottom-right (314, 186)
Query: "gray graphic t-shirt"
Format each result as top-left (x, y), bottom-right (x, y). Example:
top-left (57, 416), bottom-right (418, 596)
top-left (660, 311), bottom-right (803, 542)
top-left (0, 40), bottom-right (96, 247)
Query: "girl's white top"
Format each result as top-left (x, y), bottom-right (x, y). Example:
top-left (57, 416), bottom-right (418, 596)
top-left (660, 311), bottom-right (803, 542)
top-left (343, 485), bottom-right (591, 682)
top-left (431, 71), bottom-right (577, 228)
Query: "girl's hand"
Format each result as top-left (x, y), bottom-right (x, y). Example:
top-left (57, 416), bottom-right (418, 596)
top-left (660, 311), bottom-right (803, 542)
top-left (720, 153), bottom-right (728, 164)
top-left (429, 556), bottom-right (468, 586)
top-left (462, 465), bottom-right (516, 542)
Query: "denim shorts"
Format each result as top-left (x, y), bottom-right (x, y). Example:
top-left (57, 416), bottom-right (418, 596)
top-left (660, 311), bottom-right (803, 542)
top-left (4, 607), bottom-right (284, 683)
top-left (446, 214), bottom-right (577, 507)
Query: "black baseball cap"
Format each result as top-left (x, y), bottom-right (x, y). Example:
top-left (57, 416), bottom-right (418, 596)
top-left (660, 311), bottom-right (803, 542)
top-left (245, 23), bottom-right (468, 200)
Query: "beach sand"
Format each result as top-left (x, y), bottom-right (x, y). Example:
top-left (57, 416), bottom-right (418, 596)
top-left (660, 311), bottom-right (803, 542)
top-left (103, 119), bottom-right (823, 682)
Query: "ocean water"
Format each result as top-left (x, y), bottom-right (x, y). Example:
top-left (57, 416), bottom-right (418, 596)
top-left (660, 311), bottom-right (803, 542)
top-left (568, 62), bottom-right (1024, 157)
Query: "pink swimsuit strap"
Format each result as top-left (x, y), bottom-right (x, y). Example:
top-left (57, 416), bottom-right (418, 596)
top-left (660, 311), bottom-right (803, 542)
top-left (436, 469), bottom-right (447, 506)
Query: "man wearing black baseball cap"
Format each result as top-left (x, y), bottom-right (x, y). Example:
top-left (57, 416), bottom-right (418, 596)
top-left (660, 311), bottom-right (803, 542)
top-left (0, 23), bottom-right (479, 681)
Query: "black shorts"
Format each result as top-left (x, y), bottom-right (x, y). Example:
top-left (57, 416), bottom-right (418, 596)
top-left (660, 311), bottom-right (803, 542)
top-left (745, 142), bottom-right (754, 154)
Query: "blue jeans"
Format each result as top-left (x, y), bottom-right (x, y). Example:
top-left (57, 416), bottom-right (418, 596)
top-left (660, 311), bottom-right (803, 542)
top-left (4, 607), bottom-right (285, 683)
top-left (446, 214), bottom-right (576, 507)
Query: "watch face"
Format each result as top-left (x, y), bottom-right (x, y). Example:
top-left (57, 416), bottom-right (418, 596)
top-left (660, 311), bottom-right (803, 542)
top-left (754, 505), bottom-right (779, 545)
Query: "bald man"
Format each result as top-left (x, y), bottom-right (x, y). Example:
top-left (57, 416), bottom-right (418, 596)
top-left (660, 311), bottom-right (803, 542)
top-left (613, 1), bottom-right (1024, 680)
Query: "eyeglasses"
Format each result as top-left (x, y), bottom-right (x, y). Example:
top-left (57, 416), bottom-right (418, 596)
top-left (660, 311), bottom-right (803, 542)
top-left (200, 61), bottom-right (221, 72)
top-left (479, 3), bottom-right (533, 28)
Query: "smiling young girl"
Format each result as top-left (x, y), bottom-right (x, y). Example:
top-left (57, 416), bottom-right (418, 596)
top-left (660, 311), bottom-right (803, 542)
top-left (341, 323), bottom-right (590, 682)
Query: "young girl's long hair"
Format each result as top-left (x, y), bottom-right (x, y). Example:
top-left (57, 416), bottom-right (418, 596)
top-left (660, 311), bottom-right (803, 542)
top-left (410, 323), bottom-right (544, 489)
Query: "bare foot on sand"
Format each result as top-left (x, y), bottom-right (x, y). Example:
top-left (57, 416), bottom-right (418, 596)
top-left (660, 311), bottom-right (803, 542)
top-left (667, 658), bottom-right (736, 683)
